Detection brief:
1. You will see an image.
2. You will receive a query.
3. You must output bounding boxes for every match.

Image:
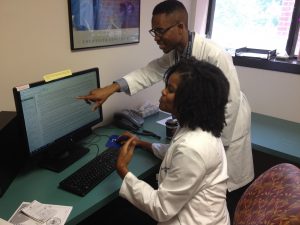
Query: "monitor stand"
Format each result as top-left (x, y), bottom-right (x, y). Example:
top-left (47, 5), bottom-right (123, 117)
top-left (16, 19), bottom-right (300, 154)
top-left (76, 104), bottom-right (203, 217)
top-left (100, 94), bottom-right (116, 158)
top-left (39, 143), bottom-right (89, 172)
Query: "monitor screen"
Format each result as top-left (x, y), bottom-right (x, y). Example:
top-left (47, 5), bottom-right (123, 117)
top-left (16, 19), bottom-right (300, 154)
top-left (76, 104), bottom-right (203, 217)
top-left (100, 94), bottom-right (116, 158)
top-left (13, 67), bottom-right (102, 172)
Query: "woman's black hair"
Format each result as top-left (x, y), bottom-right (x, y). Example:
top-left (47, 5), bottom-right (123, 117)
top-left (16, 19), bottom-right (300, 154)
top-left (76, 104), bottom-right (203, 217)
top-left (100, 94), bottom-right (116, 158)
top-left (164, 57), bottom-right (230, 137)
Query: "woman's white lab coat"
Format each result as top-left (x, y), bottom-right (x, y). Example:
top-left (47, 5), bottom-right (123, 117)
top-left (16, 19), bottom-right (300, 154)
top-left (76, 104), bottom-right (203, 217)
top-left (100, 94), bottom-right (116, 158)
top-left (122, 33), bottom-right (254, 191)
top-left (119, 127), bottom-right (230, 225)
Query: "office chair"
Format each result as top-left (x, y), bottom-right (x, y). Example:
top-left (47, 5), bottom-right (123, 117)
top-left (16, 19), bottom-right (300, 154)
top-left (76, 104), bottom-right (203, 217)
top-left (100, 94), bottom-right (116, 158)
top-left (233, 163), bottom-right (300, 225)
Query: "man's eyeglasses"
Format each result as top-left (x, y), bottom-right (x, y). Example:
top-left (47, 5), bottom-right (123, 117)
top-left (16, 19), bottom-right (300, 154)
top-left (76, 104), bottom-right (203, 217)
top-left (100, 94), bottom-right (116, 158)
top-left (149, 23), bottom-right (179, 37)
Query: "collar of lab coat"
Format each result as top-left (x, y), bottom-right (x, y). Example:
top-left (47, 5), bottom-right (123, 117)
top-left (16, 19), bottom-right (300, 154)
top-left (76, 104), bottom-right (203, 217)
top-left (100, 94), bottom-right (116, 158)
top-left (171, 126), bottom-right (209, 144)
top-left (171, 126), bottom-right (189, 143)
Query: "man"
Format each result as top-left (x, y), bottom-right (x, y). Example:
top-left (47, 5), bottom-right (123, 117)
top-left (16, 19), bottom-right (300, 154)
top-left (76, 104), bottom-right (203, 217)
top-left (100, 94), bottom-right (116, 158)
top-left (79, 0), bottom-right (254, 200)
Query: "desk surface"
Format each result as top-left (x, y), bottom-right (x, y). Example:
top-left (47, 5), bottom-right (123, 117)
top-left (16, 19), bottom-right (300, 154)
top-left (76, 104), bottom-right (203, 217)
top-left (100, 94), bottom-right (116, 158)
top-left (251, 112), bottom-right (300, 164)
top-left (1, 111), bottom-right (299, 224)
top-left (0, 112), bottom-right (170, 224)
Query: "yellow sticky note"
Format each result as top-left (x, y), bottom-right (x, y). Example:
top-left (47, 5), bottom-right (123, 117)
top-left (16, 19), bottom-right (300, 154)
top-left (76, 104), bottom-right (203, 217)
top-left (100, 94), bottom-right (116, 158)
top-left (43, 69), bottom-right (72, 82)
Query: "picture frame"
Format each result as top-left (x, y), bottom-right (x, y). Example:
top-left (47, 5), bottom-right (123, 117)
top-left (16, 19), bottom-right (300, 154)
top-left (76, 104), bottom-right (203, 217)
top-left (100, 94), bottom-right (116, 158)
top-left (68, 0), bottom-right (140, 50)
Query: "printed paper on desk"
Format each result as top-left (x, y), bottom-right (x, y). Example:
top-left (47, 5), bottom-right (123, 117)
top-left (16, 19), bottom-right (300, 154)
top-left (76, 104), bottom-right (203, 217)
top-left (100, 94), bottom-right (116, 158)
top-left (156, 111), bottom-right (172, 126)
top-left (9, 202), bottom-right (41, 225)
top-left (9, 201), bottom-right (72, 225)
top-left (21, 200), bottom-right (56, 223)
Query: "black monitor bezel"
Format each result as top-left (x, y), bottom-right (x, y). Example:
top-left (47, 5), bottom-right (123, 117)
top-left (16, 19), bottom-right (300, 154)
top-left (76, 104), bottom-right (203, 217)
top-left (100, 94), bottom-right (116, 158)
top-left (12, 67), bottom-right (103, 159)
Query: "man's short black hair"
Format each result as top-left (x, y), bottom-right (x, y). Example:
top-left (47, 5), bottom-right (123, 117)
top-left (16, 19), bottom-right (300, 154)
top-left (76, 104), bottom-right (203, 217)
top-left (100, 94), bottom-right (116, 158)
top-left (153, 0), bottom-right (186, 14)
top-left (153, 0), bottom-right (188, 25)
top-left (164, 57), bottom-right (230, 137)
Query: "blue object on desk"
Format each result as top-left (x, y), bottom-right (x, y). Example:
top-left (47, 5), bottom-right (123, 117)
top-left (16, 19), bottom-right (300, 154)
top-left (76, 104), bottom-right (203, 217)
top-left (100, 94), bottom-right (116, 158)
top-left (105, 135), bottom-right (122, 149)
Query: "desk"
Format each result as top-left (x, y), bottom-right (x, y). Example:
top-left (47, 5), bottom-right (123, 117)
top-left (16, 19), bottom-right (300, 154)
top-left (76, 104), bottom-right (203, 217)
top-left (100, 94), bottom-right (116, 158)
top-left (0, 112), bottom-right (170, 224)
top-left (250, 112), bottom-right (300, 178)
top-left (1, 111), bottom-right (299, 224)
top-left (251, 112), bottom-right (300, 165)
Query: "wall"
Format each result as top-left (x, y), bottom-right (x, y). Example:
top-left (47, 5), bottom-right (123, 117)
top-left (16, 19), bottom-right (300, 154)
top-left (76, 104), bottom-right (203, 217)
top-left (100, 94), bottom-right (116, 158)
top-left (0, 0), bottom-right (190, 125)
top-left (193, 0), bottom-right (209, 36)
top-left (1, 0), bottom-right (299, 124)
top-left (237, 66), bottom-right (300, 123)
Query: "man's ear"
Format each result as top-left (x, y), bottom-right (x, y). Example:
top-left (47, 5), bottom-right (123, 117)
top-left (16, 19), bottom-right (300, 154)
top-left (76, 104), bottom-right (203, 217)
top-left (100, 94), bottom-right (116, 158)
top-left (178, 22), bottom-right (184, 29)
top-left (177, 22), bottom-right (185, 34)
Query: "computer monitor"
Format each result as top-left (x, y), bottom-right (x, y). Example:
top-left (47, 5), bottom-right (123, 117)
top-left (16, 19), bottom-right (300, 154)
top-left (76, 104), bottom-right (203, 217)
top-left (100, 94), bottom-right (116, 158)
top-left (13, 67), bottom-right (102, 172)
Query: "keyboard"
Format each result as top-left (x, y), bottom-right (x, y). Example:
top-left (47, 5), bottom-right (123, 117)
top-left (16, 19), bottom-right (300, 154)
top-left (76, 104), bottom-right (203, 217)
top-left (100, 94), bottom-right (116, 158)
top-left (59, 148), bottom-right (120, 196)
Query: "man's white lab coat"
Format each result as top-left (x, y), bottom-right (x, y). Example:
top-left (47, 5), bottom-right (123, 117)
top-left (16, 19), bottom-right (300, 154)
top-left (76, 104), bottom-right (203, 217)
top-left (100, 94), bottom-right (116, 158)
top-left (123, 33), bottom-right (254, 191)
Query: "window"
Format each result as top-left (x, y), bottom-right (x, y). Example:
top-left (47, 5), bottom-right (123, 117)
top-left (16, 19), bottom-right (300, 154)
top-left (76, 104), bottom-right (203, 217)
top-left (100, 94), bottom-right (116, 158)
top-left (206, 0), bottom-right (300, 57)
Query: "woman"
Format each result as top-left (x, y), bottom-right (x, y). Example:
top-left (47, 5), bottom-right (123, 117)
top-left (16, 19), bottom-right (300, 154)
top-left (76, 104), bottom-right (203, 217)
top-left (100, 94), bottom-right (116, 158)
top-left (116, 57), bottom-right (230, 225)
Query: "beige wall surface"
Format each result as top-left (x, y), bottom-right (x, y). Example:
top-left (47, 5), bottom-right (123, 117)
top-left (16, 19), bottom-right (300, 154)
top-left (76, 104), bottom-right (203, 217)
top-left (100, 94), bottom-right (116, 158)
top-left (0, 0), bottom-right (170, 124)
top-left (1, 0), bottom-right (299, 124)
top-left (237, 66), bottom-right (300, 123)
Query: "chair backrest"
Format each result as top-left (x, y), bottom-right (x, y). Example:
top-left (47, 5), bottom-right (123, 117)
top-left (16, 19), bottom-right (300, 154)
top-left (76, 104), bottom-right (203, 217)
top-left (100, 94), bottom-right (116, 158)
top-left (233, 163), bottom-right (300, 225)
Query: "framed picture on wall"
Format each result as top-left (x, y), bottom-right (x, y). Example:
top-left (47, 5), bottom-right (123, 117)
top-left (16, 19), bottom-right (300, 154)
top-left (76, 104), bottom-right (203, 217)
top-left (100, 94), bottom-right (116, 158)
top-left (68, 0), bottom-right (140, 50)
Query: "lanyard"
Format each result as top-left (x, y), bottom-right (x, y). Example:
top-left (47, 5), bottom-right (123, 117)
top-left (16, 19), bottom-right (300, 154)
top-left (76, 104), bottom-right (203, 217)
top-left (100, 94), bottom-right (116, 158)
top-left (163, 31), bottom-right (194, 81)
top-left (175, 31), bottom-right (194, 63)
